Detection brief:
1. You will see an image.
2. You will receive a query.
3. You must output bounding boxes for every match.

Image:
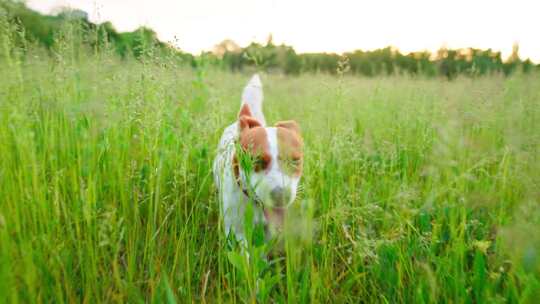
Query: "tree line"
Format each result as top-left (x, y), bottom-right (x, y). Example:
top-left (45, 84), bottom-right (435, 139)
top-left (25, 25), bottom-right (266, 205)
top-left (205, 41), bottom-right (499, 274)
top-left (2, 1), bottom-right (538, 79)
top-left (213, 36), bottom-right (537, 79)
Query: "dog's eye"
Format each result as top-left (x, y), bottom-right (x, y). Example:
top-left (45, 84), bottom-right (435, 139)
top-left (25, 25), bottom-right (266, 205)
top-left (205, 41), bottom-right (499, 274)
top-left (253, 155), bottom-right (270, 171)
top-left (290, 158), bottom-right (302, 169)
top-left (281, 156), bottom-right (302, 174)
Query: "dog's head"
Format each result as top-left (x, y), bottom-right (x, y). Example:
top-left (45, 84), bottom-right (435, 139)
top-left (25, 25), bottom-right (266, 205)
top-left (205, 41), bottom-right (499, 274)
top-left (234, 104), bottom-right (303, 226)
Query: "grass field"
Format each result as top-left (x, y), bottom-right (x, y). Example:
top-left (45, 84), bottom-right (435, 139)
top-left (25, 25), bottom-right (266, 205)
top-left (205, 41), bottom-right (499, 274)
top-left (1, 26), bottom-right (540, 303)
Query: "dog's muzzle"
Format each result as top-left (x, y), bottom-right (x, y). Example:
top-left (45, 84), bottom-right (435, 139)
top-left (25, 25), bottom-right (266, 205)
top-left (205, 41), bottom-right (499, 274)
top-left (270, 186), bottom-right (291, 207)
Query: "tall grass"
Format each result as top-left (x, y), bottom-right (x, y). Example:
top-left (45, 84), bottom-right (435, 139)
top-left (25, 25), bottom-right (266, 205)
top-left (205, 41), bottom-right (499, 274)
top-left (0, 15), bottom-right (539, 303)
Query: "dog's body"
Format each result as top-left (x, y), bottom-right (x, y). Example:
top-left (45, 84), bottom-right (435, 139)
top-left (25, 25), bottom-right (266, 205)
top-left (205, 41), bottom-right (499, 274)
top-left (213, 75), bottom-right (303, 242)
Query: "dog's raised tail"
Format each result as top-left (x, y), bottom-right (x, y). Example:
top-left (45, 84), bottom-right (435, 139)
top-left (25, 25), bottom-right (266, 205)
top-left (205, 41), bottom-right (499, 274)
top-left (241, 74), bottom-right (266, 126)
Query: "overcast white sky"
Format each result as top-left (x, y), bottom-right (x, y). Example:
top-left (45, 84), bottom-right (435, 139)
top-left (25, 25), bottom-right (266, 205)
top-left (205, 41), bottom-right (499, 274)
top-left (27, 0), bottom-right (540, 61)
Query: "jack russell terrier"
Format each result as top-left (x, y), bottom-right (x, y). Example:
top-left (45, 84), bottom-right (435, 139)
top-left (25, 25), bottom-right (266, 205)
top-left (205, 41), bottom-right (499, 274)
top-left (213, 74), bottom-right (304, 242)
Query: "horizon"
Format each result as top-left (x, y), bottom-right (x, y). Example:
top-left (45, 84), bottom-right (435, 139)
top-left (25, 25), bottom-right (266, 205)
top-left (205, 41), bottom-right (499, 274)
top-left (27, 0), bottom-right (540, 62)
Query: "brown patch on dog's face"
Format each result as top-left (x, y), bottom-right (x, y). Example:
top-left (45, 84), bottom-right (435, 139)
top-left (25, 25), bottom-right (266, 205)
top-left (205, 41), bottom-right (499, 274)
top-left (238, 105), bottom-right (271, 172)
top-left (276, 121), bottom-right (303, 176)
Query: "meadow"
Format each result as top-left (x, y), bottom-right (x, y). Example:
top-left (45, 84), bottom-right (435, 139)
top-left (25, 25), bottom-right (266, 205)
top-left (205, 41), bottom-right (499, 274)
top-left (1, 22), bottom-right (540, 303)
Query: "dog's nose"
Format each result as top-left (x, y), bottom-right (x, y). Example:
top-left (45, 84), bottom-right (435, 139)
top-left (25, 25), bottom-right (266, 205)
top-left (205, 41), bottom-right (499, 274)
top-left (270, 187), bottom-right (291, 206)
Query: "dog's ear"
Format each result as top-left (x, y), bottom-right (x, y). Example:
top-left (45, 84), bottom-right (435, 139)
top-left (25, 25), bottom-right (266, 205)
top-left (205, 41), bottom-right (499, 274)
top-left (239, 116), bottom-right (262, 132)
top-left (238, 104), bottom-right (262, 132)
top-left (238, 104), bottom-right (252, 118)
top-left (275, 120), bottom-right (301, 135)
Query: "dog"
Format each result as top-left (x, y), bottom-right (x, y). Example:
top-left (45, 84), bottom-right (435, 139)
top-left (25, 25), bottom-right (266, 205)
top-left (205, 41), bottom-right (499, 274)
top-left (213, 74), bottom-right (304, 243)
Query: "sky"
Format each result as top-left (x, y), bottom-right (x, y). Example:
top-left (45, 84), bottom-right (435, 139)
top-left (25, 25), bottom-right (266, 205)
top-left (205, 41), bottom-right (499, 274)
top-left (27, 0), bottom-right (540, 62)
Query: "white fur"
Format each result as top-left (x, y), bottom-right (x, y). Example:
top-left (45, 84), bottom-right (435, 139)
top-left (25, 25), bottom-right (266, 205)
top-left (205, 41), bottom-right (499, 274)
top-left (213, 75), bottom-right (299, 241)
